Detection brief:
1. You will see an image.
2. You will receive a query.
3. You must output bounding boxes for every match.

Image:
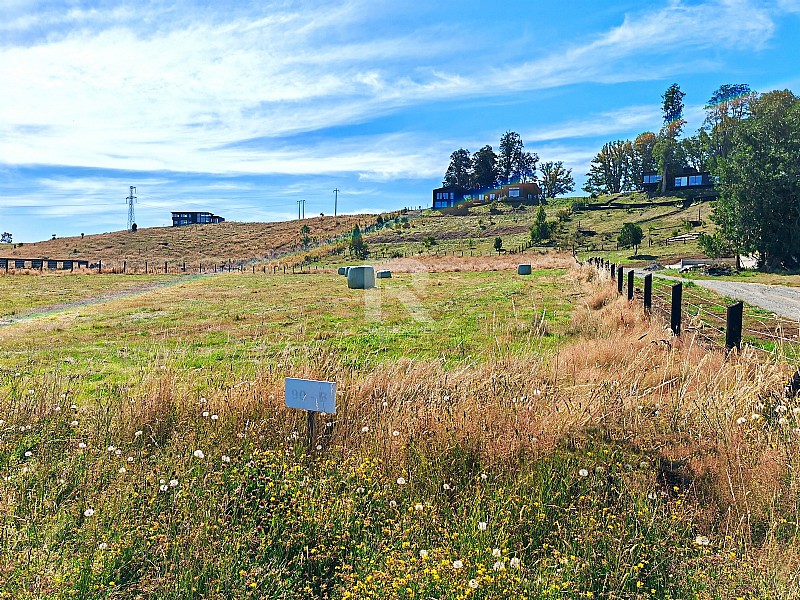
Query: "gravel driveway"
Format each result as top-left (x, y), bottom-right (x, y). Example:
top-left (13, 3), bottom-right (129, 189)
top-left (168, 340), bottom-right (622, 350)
top-left (634, 270), bottom-right (800, 321)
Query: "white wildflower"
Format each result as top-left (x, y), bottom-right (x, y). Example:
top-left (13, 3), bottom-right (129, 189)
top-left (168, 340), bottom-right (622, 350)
top-left (193, 449), bottom-right (205, 459)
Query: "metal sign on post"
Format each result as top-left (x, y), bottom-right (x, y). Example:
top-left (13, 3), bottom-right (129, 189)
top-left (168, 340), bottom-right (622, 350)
top-left (285, 378), bottom-right (337, 449)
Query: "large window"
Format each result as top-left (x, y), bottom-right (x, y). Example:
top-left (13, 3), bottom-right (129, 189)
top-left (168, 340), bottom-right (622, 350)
top-left (688, 175), bottom-right (703, 186)
top-left (508, 187), bottom-right (520, 198)
top-left (674, 177), bottom-right (688, 187)
top-left (643, 175), bottom-right (662, 184)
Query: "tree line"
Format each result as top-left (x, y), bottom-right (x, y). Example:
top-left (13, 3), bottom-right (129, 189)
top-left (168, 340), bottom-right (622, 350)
top-left (443, 131), bottom-right (575, 199)
top-left (584, 82), bottom-right (800, 269)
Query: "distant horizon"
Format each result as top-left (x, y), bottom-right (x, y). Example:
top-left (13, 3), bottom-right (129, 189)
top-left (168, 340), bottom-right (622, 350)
top-left (3, 0), bottom-right (799, 243)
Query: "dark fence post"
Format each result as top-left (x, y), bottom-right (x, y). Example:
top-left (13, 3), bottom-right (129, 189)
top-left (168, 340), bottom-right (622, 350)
top-left (98, 260), bottom-right (102, 274)
top-left (627, 269), bottom-right (634, 301)
top-left (123, 260), bottom-right (126, 273)
top-left (617, 266), bottom-right (624, 294)
top-left (670, 283), bottom-right (682, 336)
top-left (611, 263), bottom-right (616, 279)
top-left (725, 301), bottom-right (744, 352)
top-left (644, 274), bottom-right (652, 312)
top-left (165, 261), bottom-right (168, 274)
top-left (145, 261), bottom-right (148, 273)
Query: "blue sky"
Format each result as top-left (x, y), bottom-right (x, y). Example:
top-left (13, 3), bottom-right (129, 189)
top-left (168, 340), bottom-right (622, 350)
top-left (2, 0), bottom-right (800, 242)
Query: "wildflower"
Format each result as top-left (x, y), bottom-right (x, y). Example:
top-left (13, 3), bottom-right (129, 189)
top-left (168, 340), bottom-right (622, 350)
top-left (477, 521), bottom-right (487, 531)
top-left (134, 430), bottom-right (143, 438)
top-left (0, 420), bottom-right (4, 426)
top-left (492, 548), bottom-right (502, 558)
top-left (480, 473), bottom-right (488, 480)
top-left (750, 413), bottom-right (761, 421)
top-left (160, 484), bottom-right (169, 492)
top-left (202, 411), bottom-right (210, 418)
top-left (533, 389), bottom-right (542, 396)
top-left (414, 503), bottom-right (424, 512)
top-left (694, 535), bottom-right (711, 546)
top-left (397, 477), bottom-right (406, 485)
top-left (193, 449), bottom-right (205, 459)
top-left (779, 417), bottom-right (789, 425)
top-left (361, 426), bottom-right (369, 433)
top-left (736, 417), bottom-right (747, 425)
top-left (389, 500), bottom-right (397, 508)
top-left (127, 456), bottom-right (134, 462)
top-left (510, 557), bottom-right (521, 568)
top-left (468, 579), bottom-right (479, 589)
top-left (776, 405), bottom-right (787, 413)
top-left (24, 451), bottom-right (32, 457)
top-left (578, 469), bottom-right (589, 477)
top-left (70, 420), bottom-right (79, 427)
top-left (419, 549), bottom-right (428, 559)
top-left (222, 455), bottom-right (231, 463)
top-left (107, 446), bottom-right (116, 452)
top-left (169, 479), bottom-right (178, 487)
top-left (98, 542), bottom-right (108, 550)
top-left (452, 560), bottom-right (463, 569)
top-left (114, 449), bottom-right (122, 456)
top-left (70, 404), bottom-right (77, 410)
top-left (793, 407), bottom-right (800, 415)
top-left (493, 561), bottom-right (505, 571)
top-left (84, 508), bottom-right (95, 517)
top-left (78, 442), bottom-right (87, 449)
top-left (443, 483), bottom-right (451, 490)
top-left (118, 467), bottom-right (127, 474)
top-left (316, 444), bottom-right (322, 450)
top-left (392, 430), bottom-right (400, 437)
top-left (211, 414), bottom-right (219, 421)
top-left (356, 487), bottom-right (365, 494)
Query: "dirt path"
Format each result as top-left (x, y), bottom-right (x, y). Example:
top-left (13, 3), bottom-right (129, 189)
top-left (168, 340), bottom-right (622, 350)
top-left (635, 270), bottom-right (800, 321)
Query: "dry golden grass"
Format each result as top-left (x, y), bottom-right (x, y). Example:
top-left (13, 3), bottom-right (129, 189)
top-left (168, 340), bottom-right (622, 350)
top-left (365, 252), bottom-right (576, 273)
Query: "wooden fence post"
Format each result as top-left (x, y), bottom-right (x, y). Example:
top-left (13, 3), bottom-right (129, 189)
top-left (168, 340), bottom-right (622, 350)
top-left (617, 266), bottom-right (624, 294)
top-left (98, 260), bottom-right (102, 274)
top-left (644, 274), bottom-right (652, 312)
top-left (611, 264), bottom-right (616, 279)
top-left (670, 283), bottom-right (682, 336)
top-left (164, 261), bottom-right (168, 274)
top-left (627, 269), bottom-right (634, 301)
top-left (725, 301), bottom-right (744, 352)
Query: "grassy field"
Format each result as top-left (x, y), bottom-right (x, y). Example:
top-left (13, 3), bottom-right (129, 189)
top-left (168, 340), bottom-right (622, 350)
top-left (1, 253), bottom-right (800, 599)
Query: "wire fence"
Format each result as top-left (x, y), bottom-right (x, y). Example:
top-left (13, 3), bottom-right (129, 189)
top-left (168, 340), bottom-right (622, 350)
top-left (587, 256), bottom-right (800, 362)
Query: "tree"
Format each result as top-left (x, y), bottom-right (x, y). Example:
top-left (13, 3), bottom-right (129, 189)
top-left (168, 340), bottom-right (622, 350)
top-left (443, 148), bottom-right (472, 188)
top-left (539, 161), bottom-right (574, 198)
top-left (493, 236), bottom-right (503, 253)
top-left (0, 232), bottom-right (11, 244)
top-left (471, 145), bottom-right (499, 190)
top-left (349, 224), bottom-right (369, 259)
top-left (618, 223), bottom-right (644, 256)
top-left (656, 83), bottom-right (686, 194)
top-left (300, 224), bottom-right (311, 247)
top-left (498, 131), bottom-right (539, 184)
top-left (531, 203), bottom-right (550, 242)
top-left (680, 131), bottom-right (712, 172)
top-left (711, 90), bottom-right (800, 269)
top-left (631, 132), bottom-right (658, 190)
top-left (583, 140), bottom-right (634, 195)
top-left (704, 83), bottom-right (756, 164)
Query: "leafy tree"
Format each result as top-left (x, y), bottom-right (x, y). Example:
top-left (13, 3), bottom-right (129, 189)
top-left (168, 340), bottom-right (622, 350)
top-left (300, 224), bottom-right (311, 247)
top-left (443, 148), bottom-right (472, 188)
top-left (539, 161), bottom-right (575, 198)
top-left (583, 140), bottom-right (634, 195)
top-left (471, 145), bottom-right (499, 190)
top-left (704, 83), bottom-right (756, 164)
top-left (656, 83), bottom-right (686, 194)
top-left (0, 232), bottom-right (11, 244)
top-left (498, 131), bottom-right (538, 184)
top-left (421, 235), bottom-right (437, 250)
top-left (680, 131), bottom-right (712, 172)
top-left (531, 203), bottom-right (549, 242)
top-left (493, 236), bottom-right (503, 253)
top-left (618, 223), bottom-right (644, 255)
top-left (631, 131), bottom-right (657, 190)
top-left (349, 224), bottom-right (369, 259)
top-left (711, 89), bottom-right (800, 269)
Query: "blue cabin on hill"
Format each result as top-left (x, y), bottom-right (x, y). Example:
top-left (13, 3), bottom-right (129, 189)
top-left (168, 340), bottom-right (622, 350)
top-left (171, 211), bottom-right (225, 226)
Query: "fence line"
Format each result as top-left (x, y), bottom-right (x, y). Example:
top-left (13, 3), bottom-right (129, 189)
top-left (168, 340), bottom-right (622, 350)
top-left (586, 256), bottom-right (800, 359)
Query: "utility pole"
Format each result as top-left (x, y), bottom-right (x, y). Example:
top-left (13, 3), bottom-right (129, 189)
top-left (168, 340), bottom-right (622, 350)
top-left (302, 199), bottom-right (305, 219)
top-left (126, 186), bottom-right (137, 231)
top-left (297, 200), bottom-right (301, 220)
top-left (333, 188), bottom-right (339, 217)
top-left (297, 199), bottom-right (305, 220)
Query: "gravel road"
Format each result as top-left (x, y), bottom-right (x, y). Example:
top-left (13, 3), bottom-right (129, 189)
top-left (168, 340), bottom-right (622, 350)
top-left (635, 270), bottom-right (800, 321)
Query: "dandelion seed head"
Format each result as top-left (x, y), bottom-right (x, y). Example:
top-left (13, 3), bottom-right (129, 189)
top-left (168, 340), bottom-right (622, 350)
top-left (169, 479), bottom-right (178, 487)
top-left (118, 467), bottom-right (126, 474)
top-left (83, 508), bottom-right (95, 517)
top-left (750, 413), bottom-right (761, 421)
top-left (578, 469), bottom-right (589, 477)
top-left (396, 477), bottom-right (406, 485)
top-left (361, 426), bottom-right (369, 433)
top-left (392, 430), bottom-right (400, 437)
top-left (70, 420), bottom-right (78, 427)
top-left (24, 451), bottom-right (32, 457)
top-left (211, 414), bottom-right (219, 421)
top-left (159, 484), bottom-right (169, 492)
top-left (202, 411), bottom-right (210, 418)
top-left (107, 446), bottom-right (116, 452)
top-left (414, 503), bottom-right (424, 512)
top-left (193, 449), bottom-right (205, 459)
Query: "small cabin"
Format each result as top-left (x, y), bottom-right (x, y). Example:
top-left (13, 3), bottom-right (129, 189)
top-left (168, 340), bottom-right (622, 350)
top-left (171, 212), bottom-right (225, 226)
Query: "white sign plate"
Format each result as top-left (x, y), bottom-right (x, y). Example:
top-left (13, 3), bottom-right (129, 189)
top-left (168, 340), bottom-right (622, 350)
top-left (285, 378), bottom-right (337, 414)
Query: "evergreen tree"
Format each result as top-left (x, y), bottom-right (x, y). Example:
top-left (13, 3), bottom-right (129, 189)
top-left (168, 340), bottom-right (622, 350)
top-left (349, 224), bottom-right (369, 259)
top-left (443, 148), bottom-right (472, 188)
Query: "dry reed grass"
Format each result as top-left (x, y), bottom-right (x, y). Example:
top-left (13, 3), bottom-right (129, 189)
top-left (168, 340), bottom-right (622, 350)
top-left (369, 252), bottom-right (576, 273)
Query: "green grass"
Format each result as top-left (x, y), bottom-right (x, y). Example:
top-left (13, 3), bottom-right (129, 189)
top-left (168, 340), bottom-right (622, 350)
top-left (2, 261), bottom-right (800, 599)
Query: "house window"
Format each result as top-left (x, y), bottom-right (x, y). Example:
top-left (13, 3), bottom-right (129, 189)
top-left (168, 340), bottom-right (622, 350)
top-left (509, 187), bottom-right (520, 198)
top-left (449, 192), bottom-right (454, 200)
top-left (688, 175), bottom-right (703, 186)
top-left (674, 177), bottom-right (688, 187)
top-left (643, 175), bottom-right (662, 184)
top-left (489, 193), bottom-right (496, 200)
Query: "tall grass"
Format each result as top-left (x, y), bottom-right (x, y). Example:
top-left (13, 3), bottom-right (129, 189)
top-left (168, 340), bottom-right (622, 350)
top-left (1, 264), bottom-right (799, 598)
